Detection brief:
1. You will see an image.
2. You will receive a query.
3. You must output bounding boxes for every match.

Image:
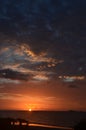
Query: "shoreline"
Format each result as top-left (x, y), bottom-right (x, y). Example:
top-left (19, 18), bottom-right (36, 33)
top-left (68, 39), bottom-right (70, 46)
top-left (29, 123), bottom-right (73, 130)
top-left (0, 125), bottom-right (73, 130)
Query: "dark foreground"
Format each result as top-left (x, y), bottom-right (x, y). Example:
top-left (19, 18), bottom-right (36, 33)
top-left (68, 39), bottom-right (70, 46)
top-left (1, 117), bottom-right (86, 130)
top-left (0, 125), bottom-right (72, 130)
top-left (0, 117), bottom-right (72, 130)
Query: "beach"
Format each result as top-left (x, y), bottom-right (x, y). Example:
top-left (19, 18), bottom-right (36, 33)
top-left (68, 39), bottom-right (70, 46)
top-left (0, 124), bottom-right (73, 130)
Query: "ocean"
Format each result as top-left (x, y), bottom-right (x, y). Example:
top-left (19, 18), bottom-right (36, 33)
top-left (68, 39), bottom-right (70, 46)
top-left (0, 110), bottom-right (86, 128)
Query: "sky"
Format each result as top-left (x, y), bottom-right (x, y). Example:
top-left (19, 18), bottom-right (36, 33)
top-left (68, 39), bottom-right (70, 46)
top-left (0, 0), bottom-right (86, 111)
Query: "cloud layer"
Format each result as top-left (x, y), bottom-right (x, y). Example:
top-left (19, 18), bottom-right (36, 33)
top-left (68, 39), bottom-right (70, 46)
top-left (0, 0), bottom-right (86, 83)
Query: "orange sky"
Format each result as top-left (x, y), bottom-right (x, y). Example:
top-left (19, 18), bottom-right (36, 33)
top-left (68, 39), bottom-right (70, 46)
top-left (0, 79), bottom-right (86, 111)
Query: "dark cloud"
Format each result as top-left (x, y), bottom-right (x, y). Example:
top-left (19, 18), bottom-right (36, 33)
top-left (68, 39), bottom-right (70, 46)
top-left (68, 84), bottom-right (79, 88)
top-left (0, 69), bottom-right (29, 81)
top-left (0, 0), bottom-right (86, 81)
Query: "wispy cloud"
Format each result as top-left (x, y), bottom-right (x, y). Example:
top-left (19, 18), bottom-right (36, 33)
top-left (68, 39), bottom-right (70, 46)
top-left (0, 78), bottom-right (20, 84)
top-left (0, 43), bottom-right (62, 81)
top-left (33, 75), bottom-right (49, 81)
top-left (58, 75), bottom-right (85, 82)
top-left (0, 92), bottom-right (56, 103)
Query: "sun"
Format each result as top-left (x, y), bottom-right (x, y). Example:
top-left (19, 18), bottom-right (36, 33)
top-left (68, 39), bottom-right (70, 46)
top-left (25, 104), bottom-right (32, 111)
top-left (29, 108), bottom-right (32, 112)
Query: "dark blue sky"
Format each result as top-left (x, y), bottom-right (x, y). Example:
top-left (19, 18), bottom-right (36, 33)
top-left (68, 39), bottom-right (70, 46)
top-left (0, 0), bottom-right (86, 110)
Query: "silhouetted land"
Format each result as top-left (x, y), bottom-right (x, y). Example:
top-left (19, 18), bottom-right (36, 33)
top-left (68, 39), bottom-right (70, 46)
top-left (0, 117), bottom-right (72, 130)
top-left (74, 119), bottom-right (86, 130)
top-left (1, 117), bottom-right (86, 130)
top-left (0, 118), bottom-right (72, 130)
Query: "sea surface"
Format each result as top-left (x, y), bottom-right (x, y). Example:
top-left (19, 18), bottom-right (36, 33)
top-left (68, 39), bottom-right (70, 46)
top-left (0, 110), bottom-right (86, 128)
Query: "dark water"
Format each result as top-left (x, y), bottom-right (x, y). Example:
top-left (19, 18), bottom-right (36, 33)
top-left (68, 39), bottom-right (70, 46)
top-left (0, 110), bottom-right (86, 128)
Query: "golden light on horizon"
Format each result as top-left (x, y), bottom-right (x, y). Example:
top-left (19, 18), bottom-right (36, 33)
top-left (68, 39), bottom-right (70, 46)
top-left (29, 108), bottom-right (32, 111)
top-left (25, 104), bottom-right (35, 111)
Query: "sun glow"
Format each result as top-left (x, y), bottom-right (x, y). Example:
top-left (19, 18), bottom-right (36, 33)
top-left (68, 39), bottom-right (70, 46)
top-left (29, 108), bottom-right (32, 111)
top-left (25, 103), bottom-right (36, 111)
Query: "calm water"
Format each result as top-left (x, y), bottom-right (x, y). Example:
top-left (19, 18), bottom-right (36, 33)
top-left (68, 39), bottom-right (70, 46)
top-left (0, 110), bottom-right (86, 128)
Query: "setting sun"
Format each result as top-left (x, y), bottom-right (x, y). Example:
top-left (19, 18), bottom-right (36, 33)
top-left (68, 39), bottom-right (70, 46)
top-left (25, 104), bottom-right (32, 111)
top-left (29, 108), bottom-right (32, 111)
